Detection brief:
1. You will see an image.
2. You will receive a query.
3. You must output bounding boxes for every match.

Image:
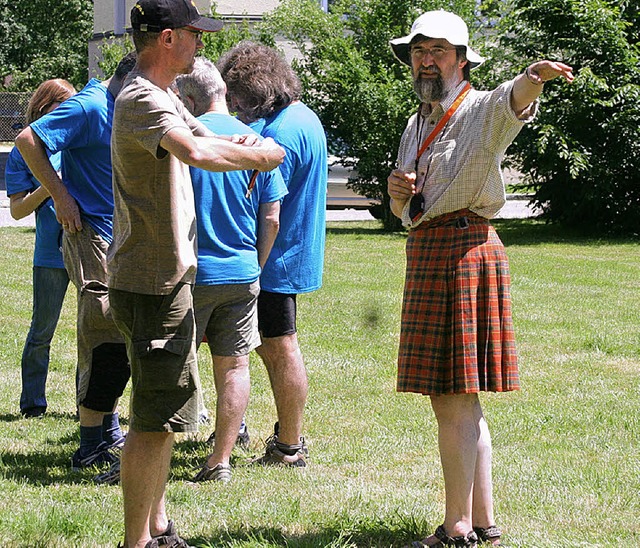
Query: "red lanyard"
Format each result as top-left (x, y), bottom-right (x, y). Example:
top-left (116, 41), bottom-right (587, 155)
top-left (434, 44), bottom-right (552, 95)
top-left (415, 81), bottom-right (471, 165)
top-left (245, 170), bottom-right (259, 198)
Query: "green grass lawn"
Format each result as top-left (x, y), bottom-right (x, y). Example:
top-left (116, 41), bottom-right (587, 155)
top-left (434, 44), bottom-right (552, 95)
top-left (0, 220), bottom-right (638, 547)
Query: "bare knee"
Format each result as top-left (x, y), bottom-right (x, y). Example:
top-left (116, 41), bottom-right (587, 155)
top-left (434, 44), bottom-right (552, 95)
top-left (430, 393), bottom-right (481, 425)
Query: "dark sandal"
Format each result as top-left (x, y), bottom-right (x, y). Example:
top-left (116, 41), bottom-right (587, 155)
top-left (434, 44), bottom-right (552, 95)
top-left (410, 524), bottom-right (478, 547)
top-left (473, 525), bottom-right (505, 546)
top-left (117, 521), bottom-right (192, 548)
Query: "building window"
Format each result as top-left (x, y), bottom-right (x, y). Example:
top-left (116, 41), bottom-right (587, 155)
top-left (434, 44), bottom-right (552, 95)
top-left (319, 0), bottom-right (335, 12)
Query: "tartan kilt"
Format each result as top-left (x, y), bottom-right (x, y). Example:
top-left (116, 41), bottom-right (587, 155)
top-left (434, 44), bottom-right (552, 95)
top-left (397, 210), bottom-right (519, 395)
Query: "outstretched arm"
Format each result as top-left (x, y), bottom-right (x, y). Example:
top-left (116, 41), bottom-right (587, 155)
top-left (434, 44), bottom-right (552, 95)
top-left (511, 60), bottom-right (574, 117)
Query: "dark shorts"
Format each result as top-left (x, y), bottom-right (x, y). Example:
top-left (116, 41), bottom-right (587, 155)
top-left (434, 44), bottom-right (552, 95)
top-left (397, 209), bottom-right (519, 396)
top-left (109, 282), bottom-right (201, 433)
top-left (257, 290), bottom-right (297, 338)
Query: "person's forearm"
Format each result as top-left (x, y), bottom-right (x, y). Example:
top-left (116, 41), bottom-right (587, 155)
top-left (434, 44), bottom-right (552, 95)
top-left (511, 61), bottom-right (574, 116)
top-left (15, 128), bottom-right (69, 203)
top-left (257, 202), bottom-right (280, 267)
top-left (191, 136), bottom-right (285, 173)
top-left (390, 197), bottom-right (407, 219)
top-left (9, 186), bottom-right (51, 220)
top-left (511, 68), bottom-right (543, 117)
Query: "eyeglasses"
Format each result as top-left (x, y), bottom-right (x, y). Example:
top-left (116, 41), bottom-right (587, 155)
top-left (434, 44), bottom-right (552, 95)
top-left (410, 45), bottom-right (455, 60)
top-left (180, 28), bottom-right (203, 40)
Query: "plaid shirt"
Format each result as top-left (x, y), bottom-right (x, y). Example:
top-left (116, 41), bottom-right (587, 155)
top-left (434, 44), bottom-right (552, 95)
top-left (397, 78), bottom-right (538, 228)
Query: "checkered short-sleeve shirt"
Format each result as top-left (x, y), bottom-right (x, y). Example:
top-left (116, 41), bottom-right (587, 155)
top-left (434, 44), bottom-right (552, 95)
top-left (397, 78), bottom-right (538, 229)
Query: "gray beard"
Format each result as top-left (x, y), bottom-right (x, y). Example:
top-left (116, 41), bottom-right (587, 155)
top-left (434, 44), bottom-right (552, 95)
top-left (413, 76), bottom-right (445, 103)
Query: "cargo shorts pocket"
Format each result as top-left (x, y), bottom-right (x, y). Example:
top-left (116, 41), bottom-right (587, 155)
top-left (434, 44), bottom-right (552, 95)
top-left (132, 338), bottom-right (194, 391)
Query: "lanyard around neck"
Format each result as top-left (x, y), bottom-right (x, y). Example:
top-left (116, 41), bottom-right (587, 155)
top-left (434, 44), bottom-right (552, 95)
top-left (415, 81), bottom-right (471, 164)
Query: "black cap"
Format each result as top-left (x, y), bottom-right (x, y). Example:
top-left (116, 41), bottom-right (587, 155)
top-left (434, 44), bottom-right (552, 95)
top-left (131, 0), bottom-right (223, 33)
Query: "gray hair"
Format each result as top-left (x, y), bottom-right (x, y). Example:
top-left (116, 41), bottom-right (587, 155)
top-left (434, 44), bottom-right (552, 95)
top-left (175, 57), bottom-right (226, 117)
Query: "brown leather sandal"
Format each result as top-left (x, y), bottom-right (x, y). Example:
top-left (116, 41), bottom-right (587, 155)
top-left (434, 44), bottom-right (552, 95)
top-left (473, 525), bottom-right (506, 546)
top-left (410, 524), bottom-right (478, 547)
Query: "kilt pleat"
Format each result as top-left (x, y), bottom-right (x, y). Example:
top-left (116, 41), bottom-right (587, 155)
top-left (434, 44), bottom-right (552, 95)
top-left (397, 210), bottom-right (519, 395)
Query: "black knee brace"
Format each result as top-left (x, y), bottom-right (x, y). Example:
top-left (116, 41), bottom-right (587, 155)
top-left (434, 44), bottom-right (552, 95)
top-left (81, 343), bottom-right (131, 412)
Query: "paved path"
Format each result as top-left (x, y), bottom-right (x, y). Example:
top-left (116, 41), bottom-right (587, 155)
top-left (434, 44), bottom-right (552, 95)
top-left (1, 190), bottom-right (538, 228)
top-left (327, 195), bottom-right (539, 222)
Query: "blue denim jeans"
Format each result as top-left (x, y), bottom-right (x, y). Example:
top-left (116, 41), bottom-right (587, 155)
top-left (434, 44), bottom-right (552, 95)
top-left (20, 266), bottom-right (70, 414)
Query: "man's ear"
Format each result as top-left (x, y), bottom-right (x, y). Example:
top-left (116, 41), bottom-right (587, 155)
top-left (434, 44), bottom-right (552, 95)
top-left (459, 58), bottom-right (469, 70)
top-left (160, 28), bottom-right (174, 48)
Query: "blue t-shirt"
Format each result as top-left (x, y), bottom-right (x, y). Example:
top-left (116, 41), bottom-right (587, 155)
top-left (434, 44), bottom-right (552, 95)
top-left (30, 79), bottom-right (115, 243)
top-left (259, 102), bottom-right (328, 294)
top-left (190, 113), bottom-right (288, 285)
top-left (5, 147), bottom-right (64, 269)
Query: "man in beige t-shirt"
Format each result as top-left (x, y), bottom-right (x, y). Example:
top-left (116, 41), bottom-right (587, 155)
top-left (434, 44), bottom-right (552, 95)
top-left (108, 1), bottom-right (284, 547)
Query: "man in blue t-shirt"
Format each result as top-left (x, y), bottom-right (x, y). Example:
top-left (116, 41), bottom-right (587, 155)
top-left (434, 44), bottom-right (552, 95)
top-left (175, 58), bottom-right (288, 483)
top-left (15, 54), bottom-right (137, 473)
top-left (219, 42), bottom-right (328, 467)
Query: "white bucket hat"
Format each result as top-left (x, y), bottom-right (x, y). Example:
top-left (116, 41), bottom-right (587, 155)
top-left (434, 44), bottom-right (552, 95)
top-left (390, 10), bottom-right (485, 68)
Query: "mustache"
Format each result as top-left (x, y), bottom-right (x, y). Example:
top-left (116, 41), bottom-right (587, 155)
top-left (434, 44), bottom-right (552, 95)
top-left (418, 67), bottom-right (441, 77)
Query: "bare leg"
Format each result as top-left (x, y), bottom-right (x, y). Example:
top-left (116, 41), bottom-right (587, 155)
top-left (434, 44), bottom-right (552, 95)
top-left (121, 430), bottom-right (173, 548)
top-left (204, 354), bottom-right (250, 466)
top-left (78, 399), bottom-right (118, 427)
top-left (256, 333), bottom-right (307, 445)
top-left (78, 405), bottom-right (108, 427)
top-left (472, 413), bottom-right (495, 529)
top-left (429, 393), bottom-right (485, 538)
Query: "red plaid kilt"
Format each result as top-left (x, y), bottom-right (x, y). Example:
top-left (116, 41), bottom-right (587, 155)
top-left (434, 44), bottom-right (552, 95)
top-left (397, 209), bottom-right (519, 395)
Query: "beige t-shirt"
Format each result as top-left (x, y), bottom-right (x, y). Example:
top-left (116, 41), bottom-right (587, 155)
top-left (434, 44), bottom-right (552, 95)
top-left (108, 72), bottom-right (207, 295)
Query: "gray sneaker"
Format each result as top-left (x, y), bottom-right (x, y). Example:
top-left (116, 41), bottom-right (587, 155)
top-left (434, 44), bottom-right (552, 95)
top-left (206, 418), bottom-right (250, 450)
top-left (94, 458), bottom-right (120, 485)
top-left (192, 462), bottom-right (232, 483)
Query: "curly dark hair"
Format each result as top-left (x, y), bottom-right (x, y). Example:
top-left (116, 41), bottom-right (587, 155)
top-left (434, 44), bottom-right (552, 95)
top-left (217, 41), bottom-right (301, 122)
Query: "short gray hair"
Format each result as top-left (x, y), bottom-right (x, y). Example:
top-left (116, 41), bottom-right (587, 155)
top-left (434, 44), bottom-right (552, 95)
top-left (175, 57), bottom-right (226, 117)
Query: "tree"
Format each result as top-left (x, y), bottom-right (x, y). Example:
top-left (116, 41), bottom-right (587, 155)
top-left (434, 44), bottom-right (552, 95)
top-left (0, 0), bottom-right (93, 90)
top-left (493, 0), bottom-right (640, 235)
top-left (260, 0), bottom-right (481, 230)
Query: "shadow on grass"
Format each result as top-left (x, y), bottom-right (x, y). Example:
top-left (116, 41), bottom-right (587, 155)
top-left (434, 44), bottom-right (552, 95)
top-left (327, 218), bottom-right (638, 247)
top-left (191, 511), bottom-right (426, 547)
top-left (0, 447), bottom-right (97, 486)
top-left (0, 410), bottom-right (77, 423)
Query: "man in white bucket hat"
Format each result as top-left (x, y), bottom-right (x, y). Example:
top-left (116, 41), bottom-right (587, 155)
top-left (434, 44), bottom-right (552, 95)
top-left (387, 10), bottom-right (573, 548)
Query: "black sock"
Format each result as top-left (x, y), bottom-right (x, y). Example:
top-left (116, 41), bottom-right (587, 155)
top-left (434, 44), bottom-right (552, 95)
top-left (102, 412), bottom-right (124, 445)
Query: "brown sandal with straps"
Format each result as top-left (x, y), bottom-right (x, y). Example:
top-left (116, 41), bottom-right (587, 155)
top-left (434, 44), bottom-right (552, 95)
top-left (473, 525), bottom-right (506, 546)
top-left (410, 524), bottom-right (478, 547)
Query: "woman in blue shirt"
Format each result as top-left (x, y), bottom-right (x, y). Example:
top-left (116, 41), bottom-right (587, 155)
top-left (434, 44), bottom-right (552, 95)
top-left (5, 78), bottom-right (75, 417)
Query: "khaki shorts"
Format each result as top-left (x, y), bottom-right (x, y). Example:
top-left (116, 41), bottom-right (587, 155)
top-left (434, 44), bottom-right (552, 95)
top-left (193, 281), bottom-right (260, 356)
top-left (109, 282), bottom-right (201, 433)
top-left (63, 226), bottom-right (128, 408)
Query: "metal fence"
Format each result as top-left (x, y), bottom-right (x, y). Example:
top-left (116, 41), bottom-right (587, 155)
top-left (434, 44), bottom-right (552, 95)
top-left (0, 92), bottom-right (31, 142)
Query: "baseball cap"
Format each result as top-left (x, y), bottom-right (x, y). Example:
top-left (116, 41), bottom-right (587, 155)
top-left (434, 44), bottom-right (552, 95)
top-left (131, 0), bottom-right (223, 33)
top-left (390, 10), bottom-right (485, 68)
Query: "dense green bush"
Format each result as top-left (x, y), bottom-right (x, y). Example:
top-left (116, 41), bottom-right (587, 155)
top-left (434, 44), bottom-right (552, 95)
top-left (498, 0), bottom-right (640, 235)
top-left (0, 0), bottom-right (93, 90)
top-left (261, 0), bottom-right (481, 230)
top-left (262, 0), bottom-right (640, 234)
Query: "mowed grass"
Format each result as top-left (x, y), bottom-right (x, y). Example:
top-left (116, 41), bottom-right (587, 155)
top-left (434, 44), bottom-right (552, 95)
top-left (0, 220), bottom-right (638, 547)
